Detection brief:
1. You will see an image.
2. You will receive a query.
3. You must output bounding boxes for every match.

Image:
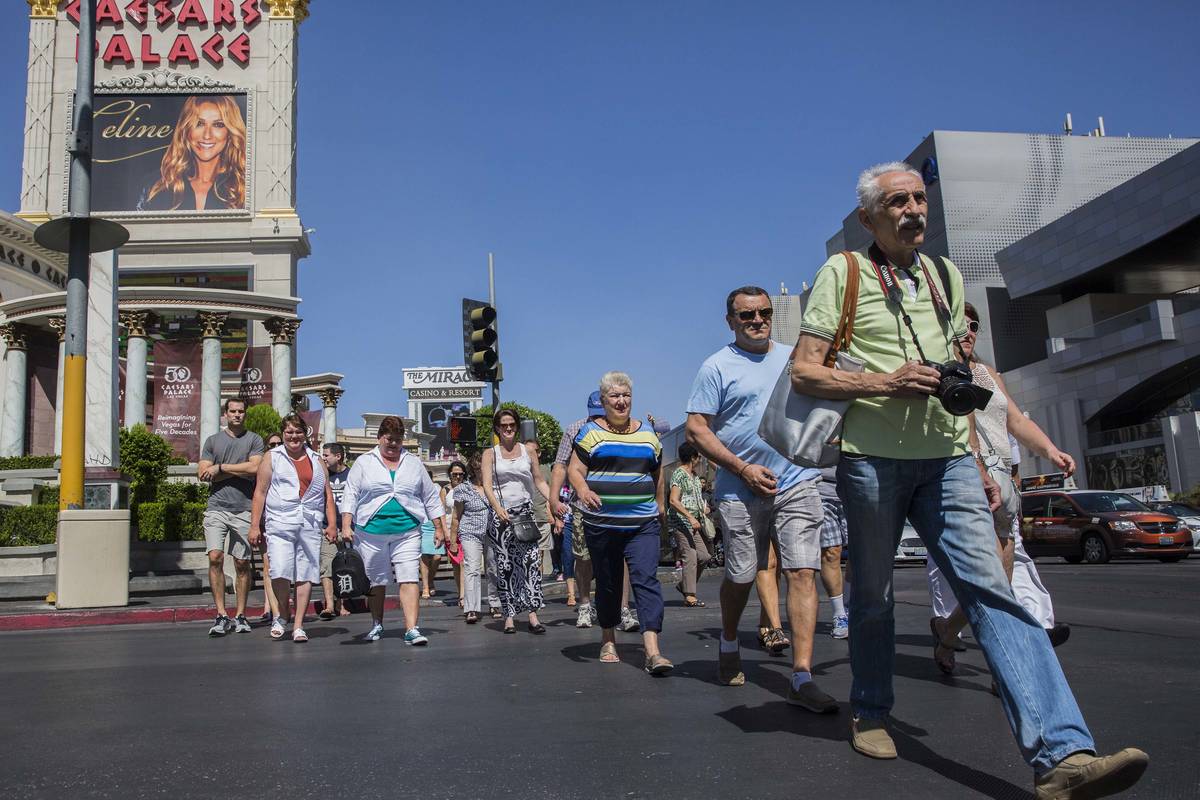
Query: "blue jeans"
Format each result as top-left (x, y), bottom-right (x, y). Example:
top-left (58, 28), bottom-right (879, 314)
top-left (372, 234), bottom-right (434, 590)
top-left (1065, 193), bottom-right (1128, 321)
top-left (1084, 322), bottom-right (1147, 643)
top-left (561, 517), bottom-right (575, 580)
top-left (837, 453), bottom-right (1093, 772)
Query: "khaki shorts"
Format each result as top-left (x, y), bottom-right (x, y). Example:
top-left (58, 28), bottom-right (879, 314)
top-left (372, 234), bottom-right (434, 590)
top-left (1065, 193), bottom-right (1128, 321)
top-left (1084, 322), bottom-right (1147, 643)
top-left (717, 479), bottom-right (822, 584)
top-left (319, 537), bottom-right (338, 579)
top-left (203, 509), bottom-right (252, 561)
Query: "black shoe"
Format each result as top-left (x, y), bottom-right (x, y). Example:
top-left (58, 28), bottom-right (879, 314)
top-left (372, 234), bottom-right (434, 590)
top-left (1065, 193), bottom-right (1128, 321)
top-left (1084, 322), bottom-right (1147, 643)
top-left (503, 624), bottom-right (516, 634)
top-left (465, 611), bottom-right (479, 624)
top-left (529, 622), bottom-right (546, 635)
top-left (1046, 623), bottom-right (1070, 648)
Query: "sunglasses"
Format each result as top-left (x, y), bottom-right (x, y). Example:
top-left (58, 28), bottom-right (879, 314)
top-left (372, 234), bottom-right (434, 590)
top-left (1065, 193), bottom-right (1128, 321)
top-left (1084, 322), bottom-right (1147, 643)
top-left (498, 423), bottom-right (517, 431)
top-left (967, 320), bottom-right (980, 333)
top-left (449, 472), bottom-right (465, 479)
top-left (736, 308), bottom-right (773, 322)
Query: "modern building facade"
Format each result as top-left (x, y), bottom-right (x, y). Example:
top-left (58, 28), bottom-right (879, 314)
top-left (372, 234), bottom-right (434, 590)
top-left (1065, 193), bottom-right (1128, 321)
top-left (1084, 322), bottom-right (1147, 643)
top-left (822, 129), bottom-right (1200, 491)
top-left (4, 0), bottom-right (344, 466)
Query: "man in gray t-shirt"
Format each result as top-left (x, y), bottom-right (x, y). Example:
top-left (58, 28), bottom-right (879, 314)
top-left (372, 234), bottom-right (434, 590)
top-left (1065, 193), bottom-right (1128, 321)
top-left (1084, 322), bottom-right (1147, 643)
top-left (197, 397), bottom-right (264, 636)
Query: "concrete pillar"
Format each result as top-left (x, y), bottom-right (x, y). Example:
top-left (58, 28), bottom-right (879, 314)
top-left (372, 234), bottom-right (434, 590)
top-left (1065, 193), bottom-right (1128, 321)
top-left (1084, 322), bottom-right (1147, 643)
top-left (0, 324), bottom-right (30, 458)
top-left (198, 312), bottom-right (228, 448)
top-left (264, 317), bottom-right (300, 418)
top-left (119, 311), bottom-right (151, 429)
top-left (50, 315), bottom-right (65, 454)
top-left (17, 1), bottom-right (57, 220)
top-left (319, 387), bottom-right (343, 445)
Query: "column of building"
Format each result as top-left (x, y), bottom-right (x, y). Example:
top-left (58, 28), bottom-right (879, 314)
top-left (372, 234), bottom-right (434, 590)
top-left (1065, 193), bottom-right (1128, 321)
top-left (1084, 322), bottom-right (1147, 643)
top-left (0, 324), bottom-right (29, 458)
top-left (198, 312), bottom-right (228, 447)
top-left (16, 1), bottom-right (57, 222)
top-left (318, 387), bottom-right (343, 445)
top-left (120, 311), bottom-right (152, 429)
top-left (49, 315), bottom-right (65, 453)
top-left (264, 318), bottom-right (300, 418)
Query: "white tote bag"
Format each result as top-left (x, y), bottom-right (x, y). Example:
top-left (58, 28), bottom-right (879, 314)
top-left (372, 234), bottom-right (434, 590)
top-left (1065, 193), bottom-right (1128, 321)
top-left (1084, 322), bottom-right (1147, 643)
top-left (757, 252), bottom-right (861, 468)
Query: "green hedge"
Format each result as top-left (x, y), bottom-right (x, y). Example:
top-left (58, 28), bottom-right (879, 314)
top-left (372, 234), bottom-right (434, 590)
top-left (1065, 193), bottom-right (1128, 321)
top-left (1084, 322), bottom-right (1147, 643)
top-left (135, 502), bottom-right (207, 542)
top-left (0, 455), bottom-right (58, 471)
top-left (0, 504), bottom-right (59, 547)
top-left (156, 482), bottom-right (208, 505)
top-left (38, 485), bottom-right (60, 506)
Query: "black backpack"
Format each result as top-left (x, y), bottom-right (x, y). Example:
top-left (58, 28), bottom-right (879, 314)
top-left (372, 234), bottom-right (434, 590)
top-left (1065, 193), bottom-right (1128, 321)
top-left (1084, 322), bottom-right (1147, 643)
top-left (331, 540), bottom-right (370, 599)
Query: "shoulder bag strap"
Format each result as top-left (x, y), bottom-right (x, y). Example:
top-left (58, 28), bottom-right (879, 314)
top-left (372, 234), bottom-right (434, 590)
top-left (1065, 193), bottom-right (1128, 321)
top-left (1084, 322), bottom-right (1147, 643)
top-left (824, 251), bottom-right (861, 368)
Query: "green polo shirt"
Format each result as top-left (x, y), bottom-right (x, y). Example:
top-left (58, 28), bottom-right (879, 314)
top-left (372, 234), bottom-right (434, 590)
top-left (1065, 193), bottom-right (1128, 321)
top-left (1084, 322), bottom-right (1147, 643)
top-left (799, 248), bottom-right (970, 460)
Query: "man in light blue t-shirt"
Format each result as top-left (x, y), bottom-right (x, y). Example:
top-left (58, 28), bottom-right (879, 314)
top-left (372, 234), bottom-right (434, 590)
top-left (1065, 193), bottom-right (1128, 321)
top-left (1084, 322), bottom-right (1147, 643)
top-left (685, 285), bottom-right (833, 714)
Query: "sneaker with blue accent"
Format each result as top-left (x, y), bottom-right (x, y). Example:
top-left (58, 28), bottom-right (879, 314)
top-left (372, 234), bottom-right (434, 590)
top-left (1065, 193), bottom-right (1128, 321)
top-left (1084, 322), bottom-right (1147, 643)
top-left (831, 614), bottom-right (849, 640)
top-left (619, 607), bottom-right (640, 632)
top-left (404, 627), bottom-right (429, 646)
top-left (365, 622), bottom-right (384, 642)
top-left (233, 614), bottom-right (252, 634)
top-left (208, 615), bottom-right (232, 637)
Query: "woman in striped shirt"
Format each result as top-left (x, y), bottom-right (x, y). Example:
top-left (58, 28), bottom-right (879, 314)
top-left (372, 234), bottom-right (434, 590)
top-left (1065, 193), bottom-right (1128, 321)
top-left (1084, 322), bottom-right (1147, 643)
top-left (568, 371), bottom-right (673, 675)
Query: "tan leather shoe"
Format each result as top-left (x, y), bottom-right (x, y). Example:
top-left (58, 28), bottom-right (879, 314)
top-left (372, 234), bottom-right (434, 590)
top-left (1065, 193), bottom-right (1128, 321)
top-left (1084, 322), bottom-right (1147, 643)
top-left (718, 649), bottom-right (745, 686)
top-left (1034, 749), bottom-right (1149, 800)
top-left (850, 716), bottom-right (897, 759)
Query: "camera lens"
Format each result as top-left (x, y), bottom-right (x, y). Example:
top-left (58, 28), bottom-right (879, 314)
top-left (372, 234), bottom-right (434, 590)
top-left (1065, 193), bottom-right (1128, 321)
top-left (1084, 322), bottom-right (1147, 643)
top-left (939, 379), bottom-right (978, 417)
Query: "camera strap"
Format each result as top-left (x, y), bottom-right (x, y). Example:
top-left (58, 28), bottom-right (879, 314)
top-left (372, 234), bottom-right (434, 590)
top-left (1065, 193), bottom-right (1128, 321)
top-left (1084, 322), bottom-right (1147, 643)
top-left (867, 245), bottom-right (966, 363)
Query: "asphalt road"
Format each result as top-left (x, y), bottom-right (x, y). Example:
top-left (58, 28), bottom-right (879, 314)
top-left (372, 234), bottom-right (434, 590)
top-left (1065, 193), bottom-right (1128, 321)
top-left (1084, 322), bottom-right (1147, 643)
top-left (2, 559), bottom-right (1197, 800)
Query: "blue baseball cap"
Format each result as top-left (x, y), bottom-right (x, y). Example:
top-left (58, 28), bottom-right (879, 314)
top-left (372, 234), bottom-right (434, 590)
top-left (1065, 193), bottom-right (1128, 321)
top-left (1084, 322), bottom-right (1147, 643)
top-left (586, 391), bottom-right (603, 417)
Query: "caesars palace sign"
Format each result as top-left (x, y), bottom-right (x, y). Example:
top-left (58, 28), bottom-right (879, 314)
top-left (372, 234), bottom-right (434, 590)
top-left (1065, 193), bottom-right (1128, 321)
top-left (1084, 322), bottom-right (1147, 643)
top-left (65, 1), bottom-right (264, 67)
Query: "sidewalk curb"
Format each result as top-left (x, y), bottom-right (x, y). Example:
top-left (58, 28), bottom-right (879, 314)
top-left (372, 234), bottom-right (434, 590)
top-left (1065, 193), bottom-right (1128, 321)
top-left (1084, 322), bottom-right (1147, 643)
top-left (0, 567), bottom-right (686, 632)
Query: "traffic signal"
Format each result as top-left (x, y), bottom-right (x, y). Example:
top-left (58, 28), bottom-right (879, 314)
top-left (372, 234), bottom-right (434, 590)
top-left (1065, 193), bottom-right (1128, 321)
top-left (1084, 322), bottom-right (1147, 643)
top-left (448, 415), bottom-right (478, 445)
top-left (462, 298), bottom-right (500, 381)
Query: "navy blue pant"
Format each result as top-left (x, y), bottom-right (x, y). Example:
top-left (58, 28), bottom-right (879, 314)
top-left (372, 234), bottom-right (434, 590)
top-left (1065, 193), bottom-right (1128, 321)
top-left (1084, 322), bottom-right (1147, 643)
top-left (585, 520), bottom-right (664, 633)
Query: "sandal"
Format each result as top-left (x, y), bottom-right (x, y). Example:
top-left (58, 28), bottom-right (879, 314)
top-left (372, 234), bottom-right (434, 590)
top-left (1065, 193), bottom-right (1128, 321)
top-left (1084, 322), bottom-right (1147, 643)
top-left (292, 628), bottom-right (308, 643)
top-left (930, 617), bottom-right (956, 675)
top-left (318, 609), bottom-right (334, 621)
top-left (566, 594), bottom-right (577, 607)
top-left (599, 642), bottom-right (620, 663)
top-left (270, 618), bottom-right (286, 640)
top-left (676, 582), bottom-right (706, 607)
top-left (490, 608), bottom-right (503, 620)
top-left (465, 611), bottom-right (479, 624)
top-left (763, 627), bottom-right (790, 655)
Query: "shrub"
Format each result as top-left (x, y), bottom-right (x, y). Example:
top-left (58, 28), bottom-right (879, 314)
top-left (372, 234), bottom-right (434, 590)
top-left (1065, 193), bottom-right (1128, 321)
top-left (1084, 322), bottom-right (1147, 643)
top-left (135, 501), bottom-right (207, 542)
top-left (156, 481), bottom-right (208, 505)
top-left (38, 485), bottom-right (60, 506)
top-left (0, 455), bottom-right (58, 471)
top-left (0, 504), bottom-right (59, 547)
top-left (120, 425), bottom-right (173, 506)
top-left (473, 403), bottom-right (563, 463)
top-left (244, 404), bottom-right (282, 441)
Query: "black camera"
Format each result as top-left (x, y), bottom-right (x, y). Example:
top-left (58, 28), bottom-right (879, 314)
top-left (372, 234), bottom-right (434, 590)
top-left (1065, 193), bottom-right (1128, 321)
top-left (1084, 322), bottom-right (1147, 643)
top-left (923, 360), bottom-right (993, 416)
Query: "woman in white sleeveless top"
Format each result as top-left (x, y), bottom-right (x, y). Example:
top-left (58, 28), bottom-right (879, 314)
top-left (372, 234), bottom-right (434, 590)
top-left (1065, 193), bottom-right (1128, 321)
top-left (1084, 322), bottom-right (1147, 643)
top-left (249, 415), bottom-right (337, 643)
top-left (481, 408), bottom-right (554, 634)
top-left (928, 303), bottom-right (1076, 673)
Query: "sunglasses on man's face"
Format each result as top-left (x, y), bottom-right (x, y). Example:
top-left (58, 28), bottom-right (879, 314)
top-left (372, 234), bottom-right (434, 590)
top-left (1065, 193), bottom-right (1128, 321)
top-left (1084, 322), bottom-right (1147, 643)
top-left (736, 308), bottom-right (773, 322)
top-left (967, 320), bottom-right (981, 333)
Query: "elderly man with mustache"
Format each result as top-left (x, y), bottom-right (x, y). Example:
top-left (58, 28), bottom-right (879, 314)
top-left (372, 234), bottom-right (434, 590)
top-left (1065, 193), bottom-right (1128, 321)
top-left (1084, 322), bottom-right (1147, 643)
top-left (788, 162), bottom-right (1147, 799)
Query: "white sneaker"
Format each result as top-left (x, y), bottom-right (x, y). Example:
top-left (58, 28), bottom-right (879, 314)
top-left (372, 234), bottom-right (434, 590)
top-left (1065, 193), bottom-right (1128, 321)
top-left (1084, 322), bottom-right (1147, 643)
top-left (619, 607), bottom-right (640, 632)
top-left (208, 615), bottom-right (232, 637)
top-left (233, 615), bottom-right (252, 634)
top-left (365, 622), bottom-right (384, 642)
top-left (576, 605), bottom-right (593, 628)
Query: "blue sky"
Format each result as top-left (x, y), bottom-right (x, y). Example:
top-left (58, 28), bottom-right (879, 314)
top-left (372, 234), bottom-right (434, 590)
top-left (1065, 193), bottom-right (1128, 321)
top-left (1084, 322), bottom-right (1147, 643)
top-left (1, 1), bottom-right (1198, 431)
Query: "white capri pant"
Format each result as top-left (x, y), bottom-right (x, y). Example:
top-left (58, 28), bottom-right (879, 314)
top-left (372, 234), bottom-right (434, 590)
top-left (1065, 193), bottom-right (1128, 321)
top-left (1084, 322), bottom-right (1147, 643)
top-left (267, 527), bottom-right (321, 585)
top-left (355, 531), bottom-right (421, 586)
top-left (926, 516), bottom-right (1055, 629)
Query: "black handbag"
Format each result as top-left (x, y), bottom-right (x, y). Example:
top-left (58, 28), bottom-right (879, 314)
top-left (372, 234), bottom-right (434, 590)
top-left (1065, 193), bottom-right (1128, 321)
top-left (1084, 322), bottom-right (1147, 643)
top-left (331, 539), bottom-right (370, 599)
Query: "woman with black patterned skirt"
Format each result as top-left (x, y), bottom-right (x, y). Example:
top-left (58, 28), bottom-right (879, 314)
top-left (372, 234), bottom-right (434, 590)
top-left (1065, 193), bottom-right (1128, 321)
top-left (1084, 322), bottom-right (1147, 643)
top-left (481, 408), bottom-right (554, 634)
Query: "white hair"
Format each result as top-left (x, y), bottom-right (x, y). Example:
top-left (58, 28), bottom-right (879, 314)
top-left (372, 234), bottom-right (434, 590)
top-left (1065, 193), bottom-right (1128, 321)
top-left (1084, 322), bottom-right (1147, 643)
top-left (856, 161), bottom-right (921, 212)
top-left (599, 371), bottom-right (632, 394)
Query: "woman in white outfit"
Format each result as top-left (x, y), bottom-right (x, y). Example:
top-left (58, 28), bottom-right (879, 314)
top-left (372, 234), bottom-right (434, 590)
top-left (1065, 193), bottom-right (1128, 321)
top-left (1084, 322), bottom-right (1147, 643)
top-left (249, 415), bottom-right (337, 643)
top-left (927, 303), bottom-right (1075, 672)
top-left (340, 415), bottom-right (446, 645)
top-left (481, 408), bottom-right (554, 634)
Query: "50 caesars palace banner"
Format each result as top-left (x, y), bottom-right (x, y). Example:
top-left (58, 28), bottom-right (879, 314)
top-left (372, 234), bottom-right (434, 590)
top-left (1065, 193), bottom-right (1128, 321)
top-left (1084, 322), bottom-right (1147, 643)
top-left (69, 0), bottom-right (261, 212)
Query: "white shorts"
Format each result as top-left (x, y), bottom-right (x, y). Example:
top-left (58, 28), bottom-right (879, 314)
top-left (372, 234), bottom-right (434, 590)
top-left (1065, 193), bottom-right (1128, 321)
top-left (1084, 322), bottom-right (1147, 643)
top-left (266, 527), bottom-right (320, 585)
top-left (355, 531), bottom-right (421, 586)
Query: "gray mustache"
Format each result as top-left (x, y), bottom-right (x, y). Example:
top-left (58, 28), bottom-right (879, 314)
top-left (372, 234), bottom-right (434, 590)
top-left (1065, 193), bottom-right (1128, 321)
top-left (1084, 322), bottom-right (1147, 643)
top-left (900, 214), bottom-right (926, 230)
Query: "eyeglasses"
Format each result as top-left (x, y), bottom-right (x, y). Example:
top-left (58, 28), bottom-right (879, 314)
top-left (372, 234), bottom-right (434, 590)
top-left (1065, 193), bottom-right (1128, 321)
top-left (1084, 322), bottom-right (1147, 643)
top-left (736, 308), bottom-right (773, 322)
top-left (498, 423), bottom-right (517, 431)
top-left (966, 320), bottom-right (980, 333)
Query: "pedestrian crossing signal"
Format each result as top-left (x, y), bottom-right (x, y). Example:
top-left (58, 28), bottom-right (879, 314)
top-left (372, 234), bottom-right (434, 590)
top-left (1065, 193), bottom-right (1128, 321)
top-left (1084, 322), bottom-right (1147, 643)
top-left (449, 416), bottom-right (478, 445)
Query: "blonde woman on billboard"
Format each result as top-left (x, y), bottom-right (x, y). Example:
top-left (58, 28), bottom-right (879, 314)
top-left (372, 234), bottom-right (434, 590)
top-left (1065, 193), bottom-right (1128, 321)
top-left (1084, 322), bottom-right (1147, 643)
top-left (139, 95), bottom-right (247, 211)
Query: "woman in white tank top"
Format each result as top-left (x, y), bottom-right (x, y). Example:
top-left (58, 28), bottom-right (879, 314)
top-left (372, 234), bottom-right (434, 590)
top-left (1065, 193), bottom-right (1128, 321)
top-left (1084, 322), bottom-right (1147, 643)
top-left (929, 303), bottom-right (1077, 673)
top-left (481, 408), bottom-right (554, 634)
top-left (249, 415), bottom-right (337, 643)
